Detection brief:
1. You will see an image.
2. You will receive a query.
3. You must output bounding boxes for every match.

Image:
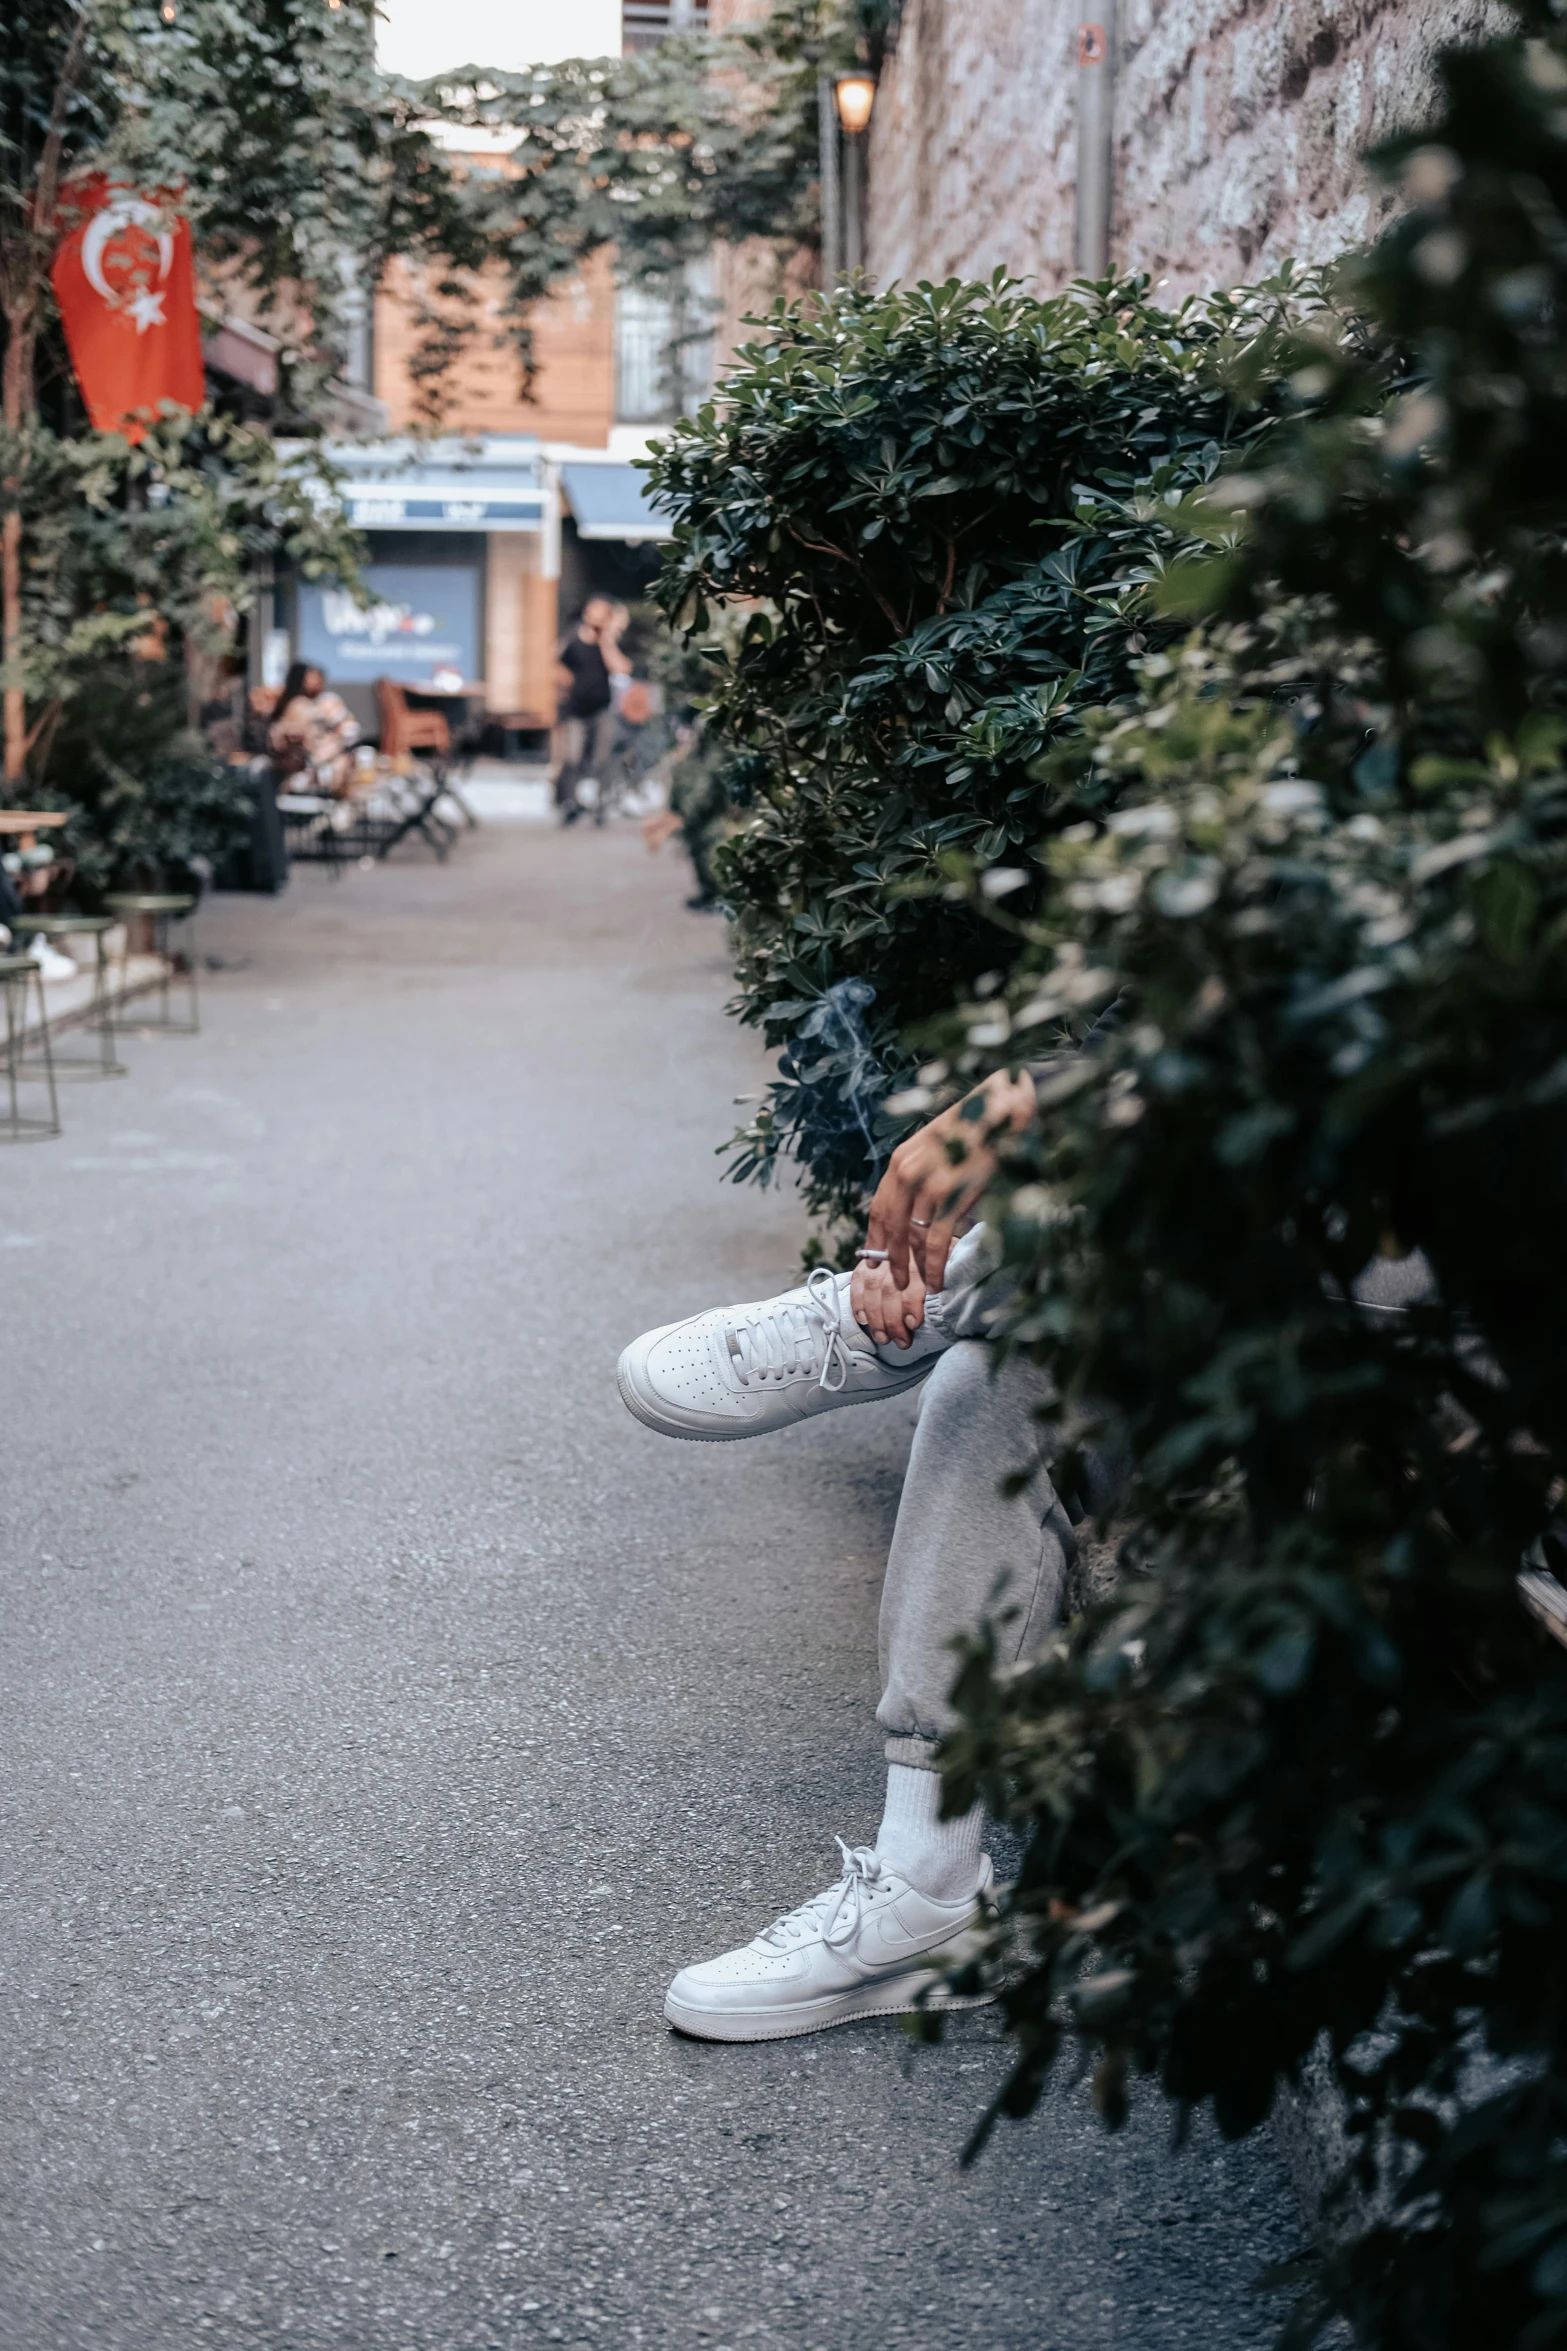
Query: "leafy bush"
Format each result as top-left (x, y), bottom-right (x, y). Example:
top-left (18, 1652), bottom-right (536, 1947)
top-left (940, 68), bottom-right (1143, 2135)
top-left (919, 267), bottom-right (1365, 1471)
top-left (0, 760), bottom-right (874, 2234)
top-left (647, 270), bottom-right (1313, 1229)
top-left (921, 12), bottom-right (1567, 2345)
top-left (12, 410), bottom-right (363, 715)
top-left (39, 657), bottom-right (251, 894)
top-left (5, 410), bottom-right (360, 887)
top-left (3, 0), bottom-right (391, 851)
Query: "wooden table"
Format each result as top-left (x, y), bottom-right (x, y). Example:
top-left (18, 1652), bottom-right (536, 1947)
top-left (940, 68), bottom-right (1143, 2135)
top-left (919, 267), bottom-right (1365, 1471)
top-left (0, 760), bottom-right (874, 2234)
top-left (0, 810), bottom-right (69, 849)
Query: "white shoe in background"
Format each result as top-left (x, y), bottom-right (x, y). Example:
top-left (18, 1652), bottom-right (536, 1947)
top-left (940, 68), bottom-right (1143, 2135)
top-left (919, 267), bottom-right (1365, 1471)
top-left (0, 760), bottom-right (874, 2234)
top-left (26, 934), bottom-right (78, 984)
top-left (617, 1266), bottom-right (935, 1442)
top-left (665, 1842), bottom-right (993, 2041)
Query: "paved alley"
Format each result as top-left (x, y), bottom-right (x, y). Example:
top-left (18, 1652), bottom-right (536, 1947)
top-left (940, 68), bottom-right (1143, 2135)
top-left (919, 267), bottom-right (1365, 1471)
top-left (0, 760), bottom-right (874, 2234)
top-left (1, 826), bottom-right (1299, 2349)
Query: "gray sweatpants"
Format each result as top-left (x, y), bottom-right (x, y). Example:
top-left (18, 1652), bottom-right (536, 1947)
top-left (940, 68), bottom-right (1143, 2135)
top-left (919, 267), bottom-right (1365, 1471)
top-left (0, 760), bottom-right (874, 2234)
top-left (874, 1225), bottom-right (1080, 1771)
top-left (874, 1231), bottom-right (1436, 1767)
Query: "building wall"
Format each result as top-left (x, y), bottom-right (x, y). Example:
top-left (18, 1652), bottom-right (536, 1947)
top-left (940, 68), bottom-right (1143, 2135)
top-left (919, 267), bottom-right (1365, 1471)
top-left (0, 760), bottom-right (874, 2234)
top-left (866, 0), bottom-right (1501, 298)
top-left (374, 247), bottom-right (617, 443)
top-left (485, 534), bottom-right (557, 726)
top-left (705, 0), bottom-right (812, 371)
top-left (369, 172), bottom-right (620, 729)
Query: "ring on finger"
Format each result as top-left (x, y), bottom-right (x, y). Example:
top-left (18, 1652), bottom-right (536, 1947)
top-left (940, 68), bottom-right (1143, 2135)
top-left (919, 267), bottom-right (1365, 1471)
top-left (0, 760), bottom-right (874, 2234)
top-left (855, 1247), bottom-right (890, 1262)
top-left (910, 1217), bottom-right (931, 1227)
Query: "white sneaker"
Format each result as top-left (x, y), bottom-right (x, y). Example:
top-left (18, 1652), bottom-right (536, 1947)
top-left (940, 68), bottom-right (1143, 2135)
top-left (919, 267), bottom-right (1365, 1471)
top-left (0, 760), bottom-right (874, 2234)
top-left (664, 1842), bottom-right (994, 2042)
top-left (25, 934), bottom-right (78, 984)
top-left (617, 1265), bottom-right (935, 1442)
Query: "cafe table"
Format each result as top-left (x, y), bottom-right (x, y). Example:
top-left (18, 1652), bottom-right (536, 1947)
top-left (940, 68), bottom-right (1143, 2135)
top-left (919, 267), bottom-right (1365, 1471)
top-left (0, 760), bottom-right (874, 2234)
top-left (0, 808), bottom-right (70, 904)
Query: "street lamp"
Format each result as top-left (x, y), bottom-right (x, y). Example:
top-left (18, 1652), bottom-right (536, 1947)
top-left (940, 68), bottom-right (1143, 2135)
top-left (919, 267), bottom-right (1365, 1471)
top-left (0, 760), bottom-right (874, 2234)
top-left (832, 72), bottom-right (876, 275)
top-left (832, 72), bottom-right (877, 137)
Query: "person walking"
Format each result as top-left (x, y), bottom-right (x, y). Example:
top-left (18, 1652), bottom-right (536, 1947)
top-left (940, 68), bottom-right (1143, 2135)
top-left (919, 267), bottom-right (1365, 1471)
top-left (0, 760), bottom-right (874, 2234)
top-left (615, 1066), bottom-right (1093, 2042)
top-left (553, 597), bottom-right (627, 824)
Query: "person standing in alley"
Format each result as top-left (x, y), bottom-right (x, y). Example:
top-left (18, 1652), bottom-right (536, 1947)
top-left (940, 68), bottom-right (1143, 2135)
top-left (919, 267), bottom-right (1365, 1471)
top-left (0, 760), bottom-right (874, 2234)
top-left (553, 596), bottom-right (627, 824)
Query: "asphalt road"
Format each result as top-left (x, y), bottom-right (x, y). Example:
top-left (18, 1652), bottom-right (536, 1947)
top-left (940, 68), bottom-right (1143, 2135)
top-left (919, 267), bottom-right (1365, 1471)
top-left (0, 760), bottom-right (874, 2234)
top-left (1, 822), bottom-right (1299, 2350)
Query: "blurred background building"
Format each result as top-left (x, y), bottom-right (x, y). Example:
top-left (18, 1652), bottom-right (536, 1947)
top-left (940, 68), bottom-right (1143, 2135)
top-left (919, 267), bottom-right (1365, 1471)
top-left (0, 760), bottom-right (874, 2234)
top-left (247, 0), bottom-right (724, 747)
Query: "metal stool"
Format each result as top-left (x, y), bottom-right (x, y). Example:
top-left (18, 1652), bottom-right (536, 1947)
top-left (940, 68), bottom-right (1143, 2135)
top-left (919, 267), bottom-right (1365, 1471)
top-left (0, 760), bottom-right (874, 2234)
top-left (0, 954), bottom-right (61, 1140)
top-left (17, 914), bottom-right (125, 1077)
top-left (104, 892), bottom-right (199, 1035)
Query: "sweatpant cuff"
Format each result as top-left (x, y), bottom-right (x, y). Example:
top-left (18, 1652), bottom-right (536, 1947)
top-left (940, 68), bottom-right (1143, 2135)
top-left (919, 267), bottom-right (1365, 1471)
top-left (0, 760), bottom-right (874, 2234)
top-left (883, 1734), bottom-right (943, 1771)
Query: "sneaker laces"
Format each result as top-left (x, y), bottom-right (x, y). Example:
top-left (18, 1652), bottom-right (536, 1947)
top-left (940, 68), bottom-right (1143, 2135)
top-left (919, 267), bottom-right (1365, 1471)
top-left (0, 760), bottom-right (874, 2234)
top-left (757, 1839), bottom-right (889, 1955)
top-left (724, 1265), bottom-right (869, 1394)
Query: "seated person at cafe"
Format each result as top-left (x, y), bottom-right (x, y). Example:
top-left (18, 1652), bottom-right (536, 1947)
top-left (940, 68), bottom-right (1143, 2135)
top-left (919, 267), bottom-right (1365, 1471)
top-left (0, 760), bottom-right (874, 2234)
top-left (268, 662), bottom-right (360, 790)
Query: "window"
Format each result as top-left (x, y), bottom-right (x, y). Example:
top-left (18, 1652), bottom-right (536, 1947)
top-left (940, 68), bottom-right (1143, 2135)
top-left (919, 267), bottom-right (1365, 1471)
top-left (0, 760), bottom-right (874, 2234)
top-left (614, 258), bottom-right (715, 424)
top-left (621, 0), bottom-right (709, 54)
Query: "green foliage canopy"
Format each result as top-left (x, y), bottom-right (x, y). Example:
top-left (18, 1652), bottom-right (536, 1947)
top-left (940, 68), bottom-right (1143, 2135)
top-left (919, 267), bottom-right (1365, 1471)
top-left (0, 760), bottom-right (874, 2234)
top-left (2, 0), bottom-right (483, 414)
top-left (1, 0), bottom-right (840, 847)
top-left (410, 10), bottom-right (823, 328)
top-left (12, 408), bottom-right (363, 883)
top-left (645, 271), bottom-right (1315, 1227)
top-left (1, 0), bottom-right (428, 811)
top-left (366, 0), bottom-right (879, 418)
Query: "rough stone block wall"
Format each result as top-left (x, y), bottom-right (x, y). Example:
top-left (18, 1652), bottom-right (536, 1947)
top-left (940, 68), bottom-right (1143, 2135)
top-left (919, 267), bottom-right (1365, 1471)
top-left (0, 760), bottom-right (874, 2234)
top-left (866, 0), bottom-right (1502, 298)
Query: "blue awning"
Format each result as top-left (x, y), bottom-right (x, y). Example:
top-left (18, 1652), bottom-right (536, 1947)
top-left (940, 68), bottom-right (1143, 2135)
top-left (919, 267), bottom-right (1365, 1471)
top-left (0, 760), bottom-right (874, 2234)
top-left (343, 485), bottom-right (544, 531)
top-left (561, 462), bottom-right (671, 543)
top-left (297, 436), bottom-right (546, 534)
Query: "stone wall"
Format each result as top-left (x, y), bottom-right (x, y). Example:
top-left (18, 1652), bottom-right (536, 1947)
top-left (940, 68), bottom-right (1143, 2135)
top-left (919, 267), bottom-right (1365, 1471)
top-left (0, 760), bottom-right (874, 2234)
top-left (865, 0), bottom-right (1502, 298)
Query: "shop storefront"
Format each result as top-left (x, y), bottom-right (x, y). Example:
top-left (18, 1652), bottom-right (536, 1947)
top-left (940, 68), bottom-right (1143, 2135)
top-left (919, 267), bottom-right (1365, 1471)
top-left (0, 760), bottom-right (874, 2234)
top-left (269, 437), bottom-right (554, 741)
top-left (267, 436), bottom-right (672, 747)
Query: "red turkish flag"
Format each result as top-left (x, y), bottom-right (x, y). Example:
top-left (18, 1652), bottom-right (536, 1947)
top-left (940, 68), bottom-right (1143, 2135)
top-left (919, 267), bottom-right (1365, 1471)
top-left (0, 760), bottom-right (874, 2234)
top-left (50, 177), bottom-right (205, 443)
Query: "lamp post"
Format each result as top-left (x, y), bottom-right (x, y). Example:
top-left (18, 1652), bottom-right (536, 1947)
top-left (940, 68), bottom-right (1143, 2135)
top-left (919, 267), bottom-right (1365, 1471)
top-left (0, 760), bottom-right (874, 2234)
top-left (833, 70), bottom-right (877, 278)
top-left (1074, 8), bottom-right (1117, 278)
top-left (817, 73), bottom-right (842, 289)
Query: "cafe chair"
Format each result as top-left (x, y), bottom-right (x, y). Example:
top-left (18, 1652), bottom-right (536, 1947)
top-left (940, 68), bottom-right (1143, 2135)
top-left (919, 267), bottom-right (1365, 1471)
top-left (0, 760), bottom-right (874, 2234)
top-left (375, 678), bottom-right (451, 763)
top-left (104, 892), bottom-right (200, 1035)
top-left (0, 954), bottom-right (61, 1141)
top-left (14, 913), bottom-right (126, 1077)
top-left (368, 681), bottom-right (459, 862)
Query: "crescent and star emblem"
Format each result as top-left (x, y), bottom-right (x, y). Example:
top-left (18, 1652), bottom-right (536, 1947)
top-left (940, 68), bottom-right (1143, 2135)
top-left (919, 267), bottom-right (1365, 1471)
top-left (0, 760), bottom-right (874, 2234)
top-left (81, 198), bottom-right (175, 334)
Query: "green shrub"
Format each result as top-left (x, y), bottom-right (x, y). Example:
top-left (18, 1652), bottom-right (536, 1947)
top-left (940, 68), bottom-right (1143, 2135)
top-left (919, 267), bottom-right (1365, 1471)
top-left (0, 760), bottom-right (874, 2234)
top-left (6, 411), bottom-right (359, 893)
top-left (39, 658), bottom-right (251, 894)
top-left (923, 12), bottom-right (1567, 2345)
top-left (646, 270), bottom-right (1312, 1229)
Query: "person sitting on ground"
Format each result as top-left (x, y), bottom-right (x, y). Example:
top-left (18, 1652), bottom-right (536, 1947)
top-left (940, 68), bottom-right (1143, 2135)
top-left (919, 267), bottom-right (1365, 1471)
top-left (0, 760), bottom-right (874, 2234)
top-left (617, 1062), bottom-right (1083, 2042)
top-left (268, 662), bottom-right (360, 791)
top-left (553, 597), bottom-right (628, 824)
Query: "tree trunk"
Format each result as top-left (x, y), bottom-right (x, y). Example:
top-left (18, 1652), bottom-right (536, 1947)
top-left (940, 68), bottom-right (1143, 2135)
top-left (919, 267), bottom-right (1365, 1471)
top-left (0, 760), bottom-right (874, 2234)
top-left (2, 507), bottom-right (24, 786)
top-left (2, 317), bottom-right (36, 785)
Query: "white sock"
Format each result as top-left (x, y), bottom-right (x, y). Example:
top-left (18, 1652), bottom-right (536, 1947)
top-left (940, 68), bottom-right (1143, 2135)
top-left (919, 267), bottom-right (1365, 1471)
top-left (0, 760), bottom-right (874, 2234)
top-left (874, 1762), bottom-right (985, 1901)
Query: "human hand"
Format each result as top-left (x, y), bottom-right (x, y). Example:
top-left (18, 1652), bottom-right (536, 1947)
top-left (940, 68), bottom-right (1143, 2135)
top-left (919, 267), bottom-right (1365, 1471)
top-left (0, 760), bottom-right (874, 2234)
top-left (850, 1254), bottom-right (928, 1351)
top-left (848, 1069), bottom-right (1036, 1344)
